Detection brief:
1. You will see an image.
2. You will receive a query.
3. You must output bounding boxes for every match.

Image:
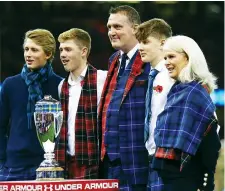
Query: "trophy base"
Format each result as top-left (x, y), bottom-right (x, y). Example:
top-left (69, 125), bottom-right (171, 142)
top-left (36, 166), bottom-right (64, 181)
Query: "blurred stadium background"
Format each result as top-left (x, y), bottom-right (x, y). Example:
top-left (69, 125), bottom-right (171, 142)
top-left (0, 1), bottom-right (224, 190)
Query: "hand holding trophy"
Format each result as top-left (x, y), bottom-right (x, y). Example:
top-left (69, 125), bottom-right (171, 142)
top-left (34, 95), bottom-right (64, 181)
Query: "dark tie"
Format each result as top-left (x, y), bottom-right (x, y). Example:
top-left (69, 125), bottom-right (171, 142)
top-left (144, 69), bottom-right (159, 143)
top-left (117, 53), bottom-right (128, 81)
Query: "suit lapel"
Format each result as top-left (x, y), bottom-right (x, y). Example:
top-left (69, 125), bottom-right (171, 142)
top-left (121, 52), bottom-right (145, 104)
top-left (98, 52), bottom-right (120, 117)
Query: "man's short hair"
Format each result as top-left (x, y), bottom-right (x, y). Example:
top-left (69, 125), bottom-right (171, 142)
top-left (109, 5), bottom-right (141, 25)
top-left (135, 18), bottom-right (172, 42)
top-left (58, 28), bottom-right (91, 57)
top-left (24, 29), bottom-right (56, 63)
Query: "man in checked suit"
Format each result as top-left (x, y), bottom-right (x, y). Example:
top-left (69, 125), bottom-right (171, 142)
top-left (98, 5), bottom-right (150, 190)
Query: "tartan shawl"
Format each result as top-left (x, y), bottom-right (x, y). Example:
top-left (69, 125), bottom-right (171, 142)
top-left (56, 64), bottom-right (98, 171)
top-left (20, 62), bottom-right (53, 129)
top-left (154, 81), bottom-right (216, 156)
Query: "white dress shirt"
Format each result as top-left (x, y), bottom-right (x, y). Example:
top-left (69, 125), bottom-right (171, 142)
top-left (119, 44), bottom-right (139, 69)
top-left (58, 66), bottom-right (107, 156)
top-left (145, 60), bottom-right (175, 155)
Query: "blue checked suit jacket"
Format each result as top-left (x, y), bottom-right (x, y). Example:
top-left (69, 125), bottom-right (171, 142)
top-left (99, 50), bottom-right (150, 184)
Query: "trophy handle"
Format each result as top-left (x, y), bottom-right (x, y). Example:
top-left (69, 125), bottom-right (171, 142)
top-left (54, 111), bottom-right (63, 138)
top-left (33, 112), bottom-right (39, 127)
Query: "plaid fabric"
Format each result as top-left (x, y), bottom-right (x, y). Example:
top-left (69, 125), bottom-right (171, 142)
top-left (67, 158), bottom-right (98, 179)
top-left (35, 103), bottom-right (61, 112)
top-left (21, 62), bottom-right (53, 129)
top-left (55, 75), bottom-right (69, 173)
top-left (56, 64), bottom-right (98, 178)
top-left (155, 148), bottom-right (181, 161)
top-left (0, 165), bottom-right (38, 181)
top-left (99, 52), bottom-right (120, 160)
top-left (147, 166), bottom-right (201, 191)
top-left (155, 116), bottom-right (217, 171)
top-left (154, 81), bottom-right (216, 156)
top-left (104, 51), bottom-right (137, 161)
top-left (147, 167), bottom-right (165, 191)
top-left (75, 64), bottom-right (98, 164)
top-left (108, 165), bottom-right (146, 191)
top-left (98, 51), bottom-right (150, 184)
top-left (154, 148), bottom-right (191, 172)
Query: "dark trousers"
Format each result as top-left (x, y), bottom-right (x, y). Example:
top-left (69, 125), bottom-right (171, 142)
top-left (100, 154), bottom-right (146, 191)
top-left (148, 157), bottom-right (214, 191)
top-left (148, 167), bottom-right (201, 191)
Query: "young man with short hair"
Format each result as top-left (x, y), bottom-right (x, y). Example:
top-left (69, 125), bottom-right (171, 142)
top-left (135, 18), bottom-right (175, 190)
top-left (0, 29), bottom-right (62, 180)
top-left (56, 28), bottom-right (107, 179)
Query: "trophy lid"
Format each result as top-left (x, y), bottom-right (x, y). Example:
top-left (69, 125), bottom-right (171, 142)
top-left (35, 95), bottom-right (61, 112)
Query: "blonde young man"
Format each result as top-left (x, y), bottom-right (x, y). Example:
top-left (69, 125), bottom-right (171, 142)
top-left (135, 18), bottom-right (174, 190)
top-left (0, 29), bottom-right (62, 180)
top-left (56, 28), bottom-right (107, 179)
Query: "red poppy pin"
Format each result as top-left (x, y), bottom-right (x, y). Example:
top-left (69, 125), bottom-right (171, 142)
top-left (80, 80), bottom-right (85, 87)
top-left (153, 85), bottom-right (163, 93)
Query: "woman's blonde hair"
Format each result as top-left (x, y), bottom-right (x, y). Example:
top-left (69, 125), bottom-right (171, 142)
top-left (163, 35), bottom-right (217, 92)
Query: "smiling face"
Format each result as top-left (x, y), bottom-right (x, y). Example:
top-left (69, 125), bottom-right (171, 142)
top-left (164, 50), bottom-right (188, 80)
top-left (59, 39), bottom-right (87, 75)
top-left (107, 13), bottom-right (137, 53)
top-left (23, 38), bottom-right (51, 71)
top-left (139, 36), bottom-right (164, 67)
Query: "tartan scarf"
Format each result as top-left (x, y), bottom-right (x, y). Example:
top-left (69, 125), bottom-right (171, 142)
top-left (154, 81), bottom-right (216, 156)
top-left (21, 62), bottom-right (53, 129)
top-left (56, 64), bottom-right (98, 172)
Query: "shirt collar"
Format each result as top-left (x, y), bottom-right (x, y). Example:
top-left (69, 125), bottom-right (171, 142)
top-left (120, 43), bottom-right (139, 60)
top-left (152, 59), bottom-right (166, 72)
top-left (68, 65), bottom-right (87, 85)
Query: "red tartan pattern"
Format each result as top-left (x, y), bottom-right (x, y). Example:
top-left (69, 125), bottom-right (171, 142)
top-left (67, 158), bottom-right (98, 179)
top-left (55, 78), bottom-right (69, 170)
top-left (155, 147), bottom-right (180, 160)
top-left (155, 147), bottom-right (191, 172)
top-left (75, 64), bottom-right (98, 165)
top-left (99, 53), bottom-right (120, 160)
top-left (121, 52), bottom-right (145, 104)
top-left (55, 64), bottom-right (98, 178)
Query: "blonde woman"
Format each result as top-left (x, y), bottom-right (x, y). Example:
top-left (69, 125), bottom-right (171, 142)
top-left (149, 35), bottom-right (221, 191)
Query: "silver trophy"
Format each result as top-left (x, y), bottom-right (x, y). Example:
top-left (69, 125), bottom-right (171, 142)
top-left (34, 95), bottom-right (64, 181)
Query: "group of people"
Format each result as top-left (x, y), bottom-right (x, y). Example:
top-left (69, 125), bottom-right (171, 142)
top-left (0, 5), bottom-right (221, 191)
